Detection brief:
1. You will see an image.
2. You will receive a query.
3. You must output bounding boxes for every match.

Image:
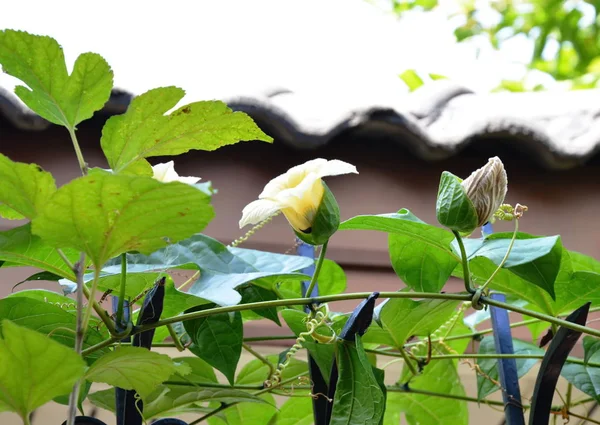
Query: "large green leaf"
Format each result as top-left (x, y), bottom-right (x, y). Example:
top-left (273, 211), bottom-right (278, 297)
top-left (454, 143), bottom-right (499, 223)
top-left (476, 337), bottom-right (544, 399)
top-left (453, 232), bottom-right (563, 298)
top-left (100, 234), bottom-right (310, 307)
top-left (89, 385), bottom-right (269, 420)
top-left (85, 346), bottom-right (190, 398)
top-left (0, 154), bottom-right (56, 220)
top-left (278, 258), bottom-right (346, 299)
top-left (555, 271), bottom-right (600, 314)
top-left (435, 171), bottom-right (478, 233)
top-left (100, 86), bottom-right (272, 174)
top-left (0, 224), bottom-right (78, 280)
top-left (561, 336), bottom-right (600, 402)
top-left (0, 320), bottom-right (86, 420)
top-left (184, 307), bottom-right (243, 385)
top-left (340, 211), bottom-right (459, 291)
top-left (330, 335), bottom-right (385, 425)
top-left (570, 251), bottom-right (600, 273)
top-left (0, 297), bottom-right (108, 361)
top-left (208, 394), bottom-right (277, 425)
top-left (268, 397), bottom-right (314, 425)
top-left (0, 30), bottom-right (113, 128)
top-left (394, 358), bottom-right (468, 425)
top-left (377, 296), bottom-right (460, 348)
top-left (32, 172), bottom-right (214, 267)
top-left (166, 357), bottom-right (218, 384)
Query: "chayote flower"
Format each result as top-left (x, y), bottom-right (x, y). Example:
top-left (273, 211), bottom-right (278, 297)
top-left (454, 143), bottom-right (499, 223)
top-left (151, 161), bottom-right (201, 185)
top-left (461, 156), bottom-right (508, 227)
top-left (239, 159), bottom-right (357, 238)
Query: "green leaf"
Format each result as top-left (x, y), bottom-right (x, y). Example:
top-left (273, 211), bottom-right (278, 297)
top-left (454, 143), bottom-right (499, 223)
top-left (89, 385), bottom-right (269, 420)
top-left (0, 224), bottom-right (78, 280)
top-left (166, 356), bottom-right (218, 384)
top-left (435, 171), bottom-right (478, 233)
top-left (561, 336), bottom-right (600, 402)
top-left (377, 297), bottom-right (460, 348)
top-left (570, 251), bottom-right (600, 273)
top-left (0, 320), bottom-right (86, 420)
top-left (0, 297), bottom-right (108, 361)
top-left (100, 234), bottom-right (310, 307)
top-left (32, 172), bottom-right (214, 267)
top-left (330, 335), bottom-right (385, 425)
top-left (454, 232), bottom-right (562, 298)
top-left (208, 394), bottom-right (277, 425)
top-left (277, 258), bottom-right (346, 298)
top-left (399, 69), bottom-right (425, 91)
top-left (239, 285), bottom-right (281, 325)
top-left (236, 355), bottom-right (307, 386)
top-left (0, 30), bottom-right (113, 128)
top-left (0, 154), bottom-right (56, 220)
top-left (184, 307), bottom-right (243, 384)
top-left (476, 337), bottom-right (543, 399)
top-left (396, 359), bottom-right (468, 425)
top-left (100, 86), bottom-right (272, 174)
top-left (268, 396), bottom-right (314, 425)
top-left (555, 271), bottom-right (600, 314)
top-left (340, 211), bottom-right (459, 291)
top-left (85, 346), bottom-right (190, 398)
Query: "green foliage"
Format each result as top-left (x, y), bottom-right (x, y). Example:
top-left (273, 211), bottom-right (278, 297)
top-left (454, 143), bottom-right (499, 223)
top-left (31, 172), bottom-right (215, 267)
top-left (476, 337), bottom-right (544, 399)
top-left (184, 307), bottom-right (243, 385)
top-left (100, 86), bottom-right (272, 175)
top-left (0, 154), bottom-right (56, 220)
top-left (0, 30), bottom-right (113, 128)
top-left (0, 320), bottom-right (86, 420)
top-left (3, 29), bottom-right (600, 425)
top-left (85, 346), bottom-right (191, 398)
top-left (561, 336), bottom-right (600, 402)
top-left (330, 336), bottom-right (385, 425)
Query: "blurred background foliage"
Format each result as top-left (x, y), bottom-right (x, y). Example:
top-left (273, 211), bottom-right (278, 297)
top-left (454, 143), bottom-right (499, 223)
top-left (386, 0), bottom-right (600, 92)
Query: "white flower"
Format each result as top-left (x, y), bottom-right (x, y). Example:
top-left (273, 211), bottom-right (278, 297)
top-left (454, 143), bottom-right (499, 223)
top-left (151, 161), bottom-right (201, 185)
top-left (239, 158), bottom-right (358, 232)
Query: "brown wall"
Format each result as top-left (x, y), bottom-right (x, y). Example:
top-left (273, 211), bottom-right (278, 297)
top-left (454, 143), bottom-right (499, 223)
top-left (1, 119), bottom-right (600, 343)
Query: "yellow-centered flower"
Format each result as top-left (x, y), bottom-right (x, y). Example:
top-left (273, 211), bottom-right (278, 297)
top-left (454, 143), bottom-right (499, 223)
top-left (151, 161), bottom-right (201, 185)
top-left (239, 158), bottom-right (358, 233)
top-left (461, 156), bottom-right (508, 227)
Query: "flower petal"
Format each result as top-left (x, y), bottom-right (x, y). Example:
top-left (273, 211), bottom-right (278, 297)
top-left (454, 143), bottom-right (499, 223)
top-left (152, 161), bottom-right (176, 182)
top-left (239, 199), bottom-right (281, 228)
top-left (315, 159), bottom-right (358, 178)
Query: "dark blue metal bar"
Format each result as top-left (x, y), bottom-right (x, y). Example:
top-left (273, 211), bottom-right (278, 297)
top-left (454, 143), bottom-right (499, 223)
top-left (489, 292), bottom-right (525, 425)
top-left (484, 222), bottom-right (524, 425)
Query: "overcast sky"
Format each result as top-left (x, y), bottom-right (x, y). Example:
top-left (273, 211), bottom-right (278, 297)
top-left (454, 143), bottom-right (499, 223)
top-left (0, 0), bottom-right (554, 106)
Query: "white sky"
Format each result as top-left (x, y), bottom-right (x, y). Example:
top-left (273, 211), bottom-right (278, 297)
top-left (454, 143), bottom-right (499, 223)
top-left (0, 0), bottom-right (566, 105)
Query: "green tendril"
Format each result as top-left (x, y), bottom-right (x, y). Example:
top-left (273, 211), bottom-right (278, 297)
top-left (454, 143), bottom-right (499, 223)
top-left (230, 212), bottom-right (280, 248)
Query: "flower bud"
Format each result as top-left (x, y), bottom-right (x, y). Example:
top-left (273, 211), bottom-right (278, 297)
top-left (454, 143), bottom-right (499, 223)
top-left (461, 157), bottom-right (508, 227)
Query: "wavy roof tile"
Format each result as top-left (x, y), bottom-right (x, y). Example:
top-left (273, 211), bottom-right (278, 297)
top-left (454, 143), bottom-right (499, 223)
top-left (2, 81), bottom-right (600, 170)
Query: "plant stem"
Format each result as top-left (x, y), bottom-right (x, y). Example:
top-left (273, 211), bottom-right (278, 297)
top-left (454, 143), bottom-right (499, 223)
top-left (244, 335), bottom-right (297, 342)
top-left (478, 219), bottom-right (519, 292)
top-left (387, 385), bottom-right (511, 407)
top-left (243, 342), bottom-right (275, 377)
top-left (167, 324), bottom-right (186, 352)
top-left (116, 253), bottom-right (127, 327)
top-left (66, 252), bottom-right (86, 425)
top-left (304, 240), bottom-right (328, 298)
top-left (133, 291), bottom-right (473, 335)
top-left (397, 347), bottom-right (419, 376)
top-left (80, 284), bottom-right (117, 335)
top-left (81, 268), bottom-right (101, 336)
top-left (67, 127), bottom-right (88, 175)
top-left (164, 381), bottom-right (266, 390)
top-left (81, 337), bottom-right (121, 357)
top-left (56, 248), bottom-right (75, 273)
top-left (453, 230), bottom-right (474, 294)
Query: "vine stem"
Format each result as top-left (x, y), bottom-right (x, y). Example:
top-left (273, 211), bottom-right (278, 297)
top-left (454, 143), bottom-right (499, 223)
top-left (116, 253), bottom-right (127, 327)
top-left (66, 252), bottom-right (86, 425)
top-left (453, 230), bottom-right (474, 294)
top-left (303, 240), bottom-right (328, 298)
top-left (242, 343), bottom-right (275, 377)
top-left (478, 219), bottom-right (519, 293)
top-left (67, 127), bottom-right (88, 175)
top-left (81, 268), bottom-right (101, 336)
top-left (167, 324), bottom-right (186, 352)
